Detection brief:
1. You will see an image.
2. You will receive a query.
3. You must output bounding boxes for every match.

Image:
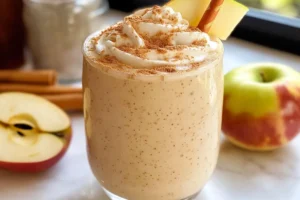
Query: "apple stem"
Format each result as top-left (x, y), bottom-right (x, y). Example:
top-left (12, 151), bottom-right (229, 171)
top-left (259, 72), bottom-right (266, 82)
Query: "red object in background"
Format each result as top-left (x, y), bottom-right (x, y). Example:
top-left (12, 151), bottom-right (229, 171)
top-left (0, 0), bottom-right (25, 69)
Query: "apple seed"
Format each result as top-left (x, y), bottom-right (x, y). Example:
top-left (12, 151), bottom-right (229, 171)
top-left (17, 131), bottom-right (25, 137)
top-left (14, 124), bottom-right (33, 130)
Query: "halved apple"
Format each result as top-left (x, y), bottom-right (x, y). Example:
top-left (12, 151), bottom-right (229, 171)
top-left (0, 92), bottom-right (71, 172)
top-left (166, 0), bottom-right (211, 27)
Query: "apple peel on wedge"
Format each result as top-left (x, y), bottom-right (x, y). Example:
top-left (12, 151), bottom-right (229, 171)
top-left (0, 92), bottom-right (72, 172)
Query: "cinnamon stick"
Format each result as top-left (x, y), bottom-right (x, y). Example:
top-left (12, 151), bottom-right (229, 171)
top-left (0, 83), bottom-right (82, 94)
top-left (0, 70), bottom-right (57, 85)
top-left (198, 0), bottom-right (225, 32)
top-left (42, 93), bottom-right (83, 111)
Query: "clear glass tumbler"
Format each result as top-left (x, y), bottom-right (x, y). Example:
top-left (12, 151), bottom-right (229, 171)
top-left (83, 33), bottom-right (224, 200)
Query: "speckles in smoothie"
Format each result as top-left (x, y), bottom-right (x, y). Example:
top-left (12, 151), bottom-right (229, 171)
top-left (86, 61), bottom-right (222, 200)
top-left (128, 88), bottom-right (134, 93)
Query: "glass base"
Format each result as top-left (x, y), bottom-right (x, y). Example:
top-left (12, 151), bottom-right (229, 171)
top-left (103, 187), bottom-right (200, 200)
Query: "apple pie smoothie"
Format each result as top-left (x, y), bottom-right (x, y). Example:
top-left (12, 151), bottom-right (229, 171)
top-left (83, 6), bottom-right (223, 200)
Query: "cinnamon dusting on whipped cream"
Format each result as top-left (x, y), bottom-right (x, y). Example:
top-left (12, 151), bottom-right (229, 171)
top-left (84, 5), bottom-right (221, 75)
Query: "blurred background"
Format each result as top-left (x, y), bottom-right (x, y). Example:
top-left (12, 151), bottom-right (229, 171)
top-left (0, 0), bottom-right (299, 82)
top-left (238, 0), bottom-right (300, 18)
top-left (0, 1), bottom-right (300, 200)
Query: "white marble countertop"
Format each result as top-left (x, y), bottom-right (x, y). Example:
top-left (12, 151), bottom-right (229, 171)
top-left (1, 10), bottom-right (300, 200)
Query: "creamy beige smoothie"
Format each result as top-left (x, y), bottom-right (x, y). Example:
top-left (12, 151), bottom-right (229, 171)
top-left (83, 6), bottom-right (223, 200)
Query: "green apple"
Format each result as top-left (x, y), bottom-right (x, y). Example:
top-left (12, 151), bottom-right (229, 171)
top-left (261, 0), bottom-right (292, 10)
top-left (222, 63), bottom-right (300, 151)
top-left (0, 92), bottom-right (72, 172)
top-left (278, 5), bottom-right (298, 17)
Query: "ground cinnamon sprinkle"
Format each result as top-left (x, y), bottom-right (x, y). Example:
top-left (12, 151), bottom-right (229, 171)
top-left (90, 36), bottom-right (99, 47)
top-left (141, 31), bottom-right (173, 48)
top-left (134, 49), bottom-right (149, 59)
top-left (173, 53), bottom-right (182, 61)
top-left (102, 23), bottom-right (123, 35)
top-left (118, 47), bottom-right (151, 59)
top-left (157, 48), bottom-right (167, 54)
top-left (136, 69), bottom-right (158, 75)
top-left (86, 5), bottom-right (220, 76)
top-left (169, 15), bottom-right (179, 24)
top-left (164, 45), bottom-right (190, 51)
top-left (192, 39), bottom-right (207, 46)
top-left (101, 55), bottom-right (117, 64)
top-left (154, 66), bottom-right (177, 73)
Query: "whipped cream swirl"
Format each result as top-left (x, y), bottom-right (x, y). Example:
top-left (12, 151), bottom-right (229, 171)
top-left (95, 6), bottom-right (217, 69)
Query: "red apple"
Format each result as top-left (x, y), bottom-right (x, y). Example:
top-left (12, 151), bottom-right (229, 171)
top-left (0, 92), bottom-right (72, 172)
top-left (222, 63), bottom-right (300, 151)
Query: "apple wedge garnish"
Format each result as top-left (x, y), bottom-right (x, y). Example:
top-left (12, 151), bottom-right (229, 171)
top-left (206, 0), bottom-right (249, 40)
top-left (166, 0), bottom-right (211, 27)
top-left (166, 0), bottom-right (248, 40)
top-left (0, 92), bottom-right (71, 172)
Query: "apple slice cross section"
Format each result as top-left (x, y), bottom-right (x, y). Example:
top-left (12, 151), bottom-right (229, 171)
top-left (0, 92), bottom-right (72, 172)
top-left (0, 92), bottom-right (70, 132)
top-left (0, 125), bottom-right (64, 162)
